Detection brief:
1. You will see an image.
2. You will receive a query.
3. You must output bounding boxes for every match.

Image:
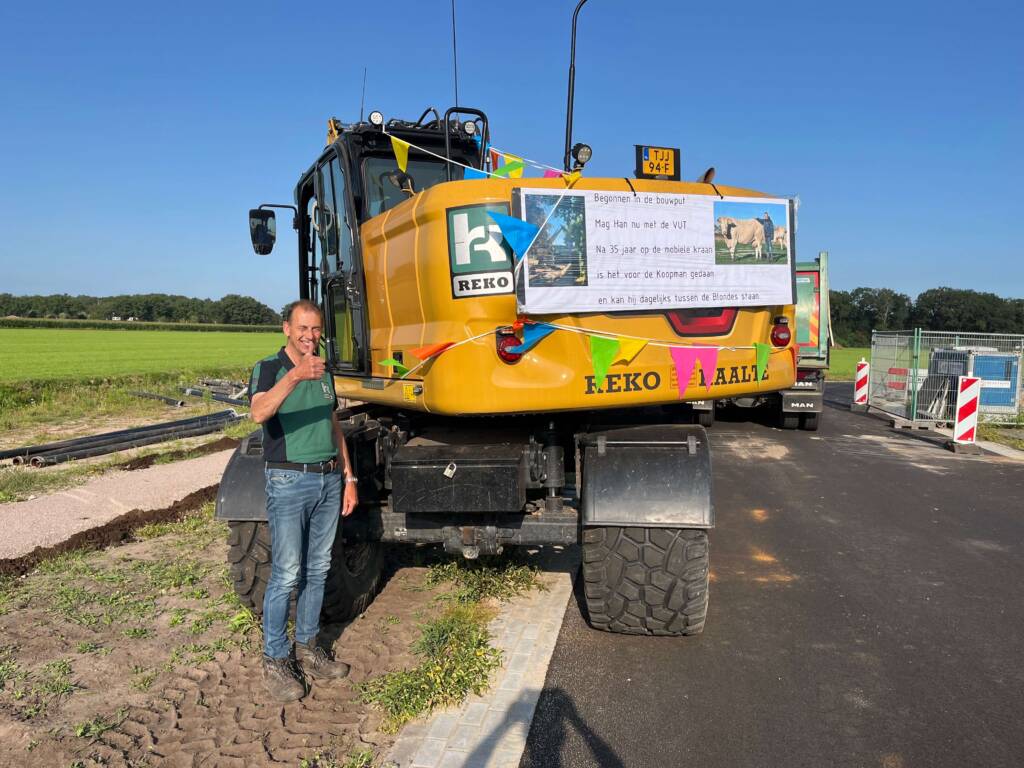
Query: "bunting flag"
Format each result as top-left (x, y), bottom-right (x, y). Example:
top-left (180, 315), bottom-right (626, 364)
top-left (378, 358), bottom-right (410, 377)
top-left (543, 169), bottom-right (563, 178)
top-left (463, 167), bottom-right (488, 180)
top-left (754, 343), bottom-right (771, 382)
top-left (390, 136), bottom-right (410, 172)
top-left (563, 170), bottom-right (581, 185)
top-left (613, 337), bottom-right (648, 366)
top-left (504, 153), bottom-right (525, 178)
top-left (589, 335), bottom-right (620, 389)
top-left (489, 147), bottom-right (503, 170)
top-left (507, 323), bottom-right (555, 354)
top-left (493, 160), bottom-right (525, 178)
top-left (412, 341), bottom-right (455, 361)
top-left (669, 347), bottom-right (700, 398)
top-left (488, 212), bottom-right (540, 261)
top-left (694, 347), bottom-right (719, 391)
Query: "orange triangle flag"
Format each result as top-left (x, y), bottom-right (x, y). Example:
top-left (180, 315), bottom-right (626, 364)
top-left (411, 341), bottom-right (455, 361)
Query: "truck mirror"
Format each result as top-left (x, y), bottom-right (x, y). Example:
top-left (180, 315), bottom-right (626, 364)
top-left (249, 209), bottom-right (276, 255)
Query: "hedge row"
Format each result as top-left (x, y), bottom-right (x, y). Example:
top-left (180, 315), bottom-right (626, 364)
top-left (0, 317), bottom-right (280, 333)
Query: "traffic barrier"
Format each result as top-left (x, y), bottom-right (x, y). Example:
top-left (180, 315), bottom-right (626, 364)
top-left (886, 367), bottom-right (908, 391)
top-left (953, 376), bottom-right (981, 444)
top-left (853, 359), bottom-right (869, 407)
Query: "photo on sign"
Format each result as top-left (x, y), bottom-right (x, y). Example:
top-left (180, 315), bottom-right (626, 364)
top-left (713, 201), bottom-right (789, 265)
top-left (523, 193), bottom-right (588, 287)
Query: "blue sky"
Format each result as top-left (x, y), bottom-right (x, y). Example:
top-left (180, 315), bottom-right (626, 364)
top-left (1, 0), bottom-right (1020, 311)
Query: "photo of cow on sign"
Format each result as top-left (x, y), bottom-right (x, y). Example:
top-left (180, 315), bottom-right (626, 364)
top-left (713, 200), bottom-right (789, 265)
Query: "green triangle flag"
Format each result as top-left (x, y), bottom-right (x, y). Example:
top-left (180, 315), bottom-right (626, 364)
top-left (379, 358), bottom-right (410, 377)
top-left (754, 343), bottom-right (770, 382)
top-left (590, 336), bottom-right (621, 390)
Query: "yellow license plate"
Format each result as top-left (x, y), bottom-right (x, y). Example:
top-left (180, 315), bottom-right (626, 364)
top-left (642, 146), bottom-right (676, 177)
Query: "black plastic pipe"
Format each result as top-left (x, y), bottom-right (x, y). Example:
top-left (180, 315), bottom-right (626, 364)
top-left (1, 410), bottom-right (238, 462)
top-left (32, 417), bottom-right (244, 467)
top-left (180, 387), bottom-right (249, 406)
top-left (130, 391), bottom-right (187, 407)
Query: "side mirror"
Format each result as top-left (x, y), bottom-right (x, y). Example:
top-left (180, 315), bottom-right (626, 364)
top-left (249, 209), bottom-right (276, 255)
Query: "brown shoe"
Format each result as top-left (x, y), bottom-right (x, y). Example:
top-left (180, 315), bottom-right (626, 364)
top-left (262, 655), bottom-right (305, 701)
top-left (296, 640), bottom-right (350, 680)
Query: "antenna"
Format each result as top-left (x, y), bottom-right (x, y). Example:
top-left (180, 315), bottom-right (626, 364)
top-left (359, 67), bottom-right (367, 122)
top-left (451, 0), bottom-right (460, 107)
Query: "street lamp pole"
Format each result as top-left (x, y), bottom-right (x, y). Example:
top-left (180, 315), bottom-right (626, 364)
top-left (563, 0), bottom-right (591, 172)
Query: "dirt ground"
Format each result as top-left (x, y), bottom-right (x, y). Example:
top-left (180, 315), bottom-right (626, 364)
top-left (0, 504), bottom-right (446, 767)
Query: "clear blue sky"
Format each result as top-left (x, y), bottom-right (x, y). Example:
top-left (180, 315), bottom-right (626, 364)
top-left (1, 0), bottom-right (1021, 312)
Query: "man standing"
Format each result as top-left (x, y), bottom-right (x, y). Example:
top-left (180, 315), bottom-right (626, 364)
top-left (757, 211), bottom-right (775, 260)
top-left (249, 299), bottom-right (358, 702)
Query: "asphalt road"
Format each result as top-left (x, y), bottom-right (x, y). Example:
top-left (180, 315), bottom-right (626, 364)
top-left (523, 384), bottom-right (1024, 768)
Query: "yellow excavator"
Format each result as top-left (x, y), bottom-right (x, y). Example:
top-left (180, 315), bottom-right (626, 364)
top-left (219, 104), bottom-right (798, 636)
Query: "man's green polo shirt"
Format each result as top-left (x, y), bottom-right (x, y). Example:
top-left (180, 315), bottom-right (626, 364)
top-left (249, 348), bottom-right (338, 464)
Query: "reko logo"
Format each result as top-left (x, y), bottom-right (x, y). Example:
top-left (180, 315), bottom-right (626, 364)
top-left (451, 212), bottom-right (507, 268)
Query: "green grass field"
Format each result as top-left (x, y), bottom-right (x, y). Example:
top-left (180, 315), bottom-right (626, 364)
top-left (0, 328), bottom-right (282, 383)
top-left (826, 347), bottom-right (869, 380)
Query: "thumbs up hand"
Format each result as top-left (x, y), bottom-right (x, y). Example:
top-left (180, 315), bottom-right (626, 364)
top-left (293, 351), bottom-right (326, 381)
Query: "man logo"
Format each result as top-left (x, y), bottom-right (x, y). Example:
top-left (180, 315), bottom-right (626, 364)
top-left (447, 204), bottom-right (515, 299)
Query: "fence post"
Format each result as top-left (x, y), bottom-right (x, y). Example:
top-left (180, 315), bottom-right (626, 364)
top-left (909, 327), bottom-right (921, 422)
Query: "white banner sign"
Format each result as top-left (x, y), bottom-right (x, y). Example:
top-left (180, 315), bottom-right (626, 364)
top-left (517, 189), bottom-right (795, 314)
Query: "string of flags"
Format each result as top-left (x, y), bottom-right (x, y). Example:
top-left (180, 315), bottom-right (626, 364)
top-left (379, 323), bottom-right (778, 399)
top-left (385, 132), bottom-right (581, 185)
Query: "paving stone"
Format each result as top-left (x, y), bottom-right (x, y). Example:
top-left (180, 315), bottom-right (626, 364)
top-left (447, 723), bottom-right (483, 751)
top-left (460, 701), bottom-right (488, 726)
top-left (427, 712), bottom-right (460, 741)
top-left (411, 738), bottom-right (447, 768)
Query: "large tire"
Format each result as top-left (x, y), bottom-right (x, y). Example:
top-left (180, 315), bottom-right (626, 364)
top-left (227, 520), bottom-right (384, 623)
top-left (696, 408), bottom-right (715, 428)
top-left (581, 526), bottom-right (709, 636)
top-left (799, 412), bottom-right (820, 431)
top-left (778, 412), bottom-right (800, 430)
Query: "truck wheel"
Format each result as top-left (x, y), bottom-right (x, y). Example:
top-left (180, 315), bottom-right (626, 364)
top-left (696, 408), bottom-right (715, 428)
top-left (227, 520), bottom-right (384, 623)
top-left (799, 413), bottom-right (820, 431)
top-left (778, 412), bottom-right (799, 430)
top-left (581, 526), bottom-right (709, 636)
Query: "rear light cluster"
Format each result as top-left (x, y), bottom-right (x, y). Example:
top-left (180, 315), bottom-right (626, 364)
top-left (495, 329), bottom-right (523, 364)
top-left (770, 316), bottom-right (791, 347)
top-left (664, 308), bottom-right (737, 337)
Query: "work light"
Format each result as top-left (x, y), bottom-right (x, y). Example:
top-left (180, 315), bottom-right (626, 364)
top-left (571, 142), bottom-right (592, 168)
top-left (368, 110), bottom-right (384, 126)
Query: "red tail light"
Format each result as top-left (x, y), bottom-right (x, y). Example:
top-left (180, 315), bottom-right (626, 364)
top-left (664, 308), bottom-right (737, 337)
top-left (496, 329), bottom-right (523, 364)
top-left (770, 317), bottom-right (791, 347)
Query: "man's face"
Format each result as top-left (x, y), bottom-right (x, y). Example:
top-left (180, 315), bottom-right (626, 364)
top-left (283, 307), bottom-right (323, 357)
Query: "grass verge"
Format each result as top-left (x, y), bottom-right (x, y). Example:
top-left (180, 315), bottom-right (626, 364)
top-left (827, 347), bottom-right (869, 380)
top-left (358, 557), bottom-right (542, 732)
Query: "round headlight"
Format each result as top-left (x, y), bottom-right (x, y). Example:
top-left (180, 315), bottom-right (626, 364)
top-left (463, 120), bottom-right (477, 135)
top-left (572, 143), bottom-right (592, 166)
top-left (368, 110), bottom-right (384, 126)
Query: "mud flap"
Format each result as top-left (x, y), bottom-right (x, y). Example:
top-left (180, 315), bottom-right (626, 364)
top-left (579, 425), bottom-right (713, 529)
top-left (781, 390), bottom-right (823, 413)
top-left (215, 432), bottom-right (268, 522)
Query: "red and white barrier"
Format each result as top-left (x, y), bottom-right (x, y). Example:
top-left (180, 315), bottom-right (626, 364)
top-left (854, 359), bottom-right (869, 405)
top-left (953, 375), bottom-right (981, 444)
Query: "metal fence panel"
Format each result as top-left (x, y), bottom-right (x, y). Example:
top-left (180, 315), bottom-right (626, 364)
top-left (870, 330), bottom-right (1023, 425)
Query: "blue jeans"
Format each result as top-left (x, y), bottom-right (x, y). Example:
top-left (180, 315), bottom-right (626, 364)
top-left (262, 468), bottom-right (341, 659)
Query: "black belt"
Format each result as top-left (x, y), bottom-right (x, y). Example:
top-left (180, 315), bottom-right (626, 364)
top-left (266, 459), bottom-right (338, 474)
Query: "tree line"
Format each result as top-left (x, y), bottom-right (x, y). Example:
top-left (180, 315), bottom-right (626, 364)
top-left (831, 287), bottom-right (1024, 346)
top-left (0, 293), bottom-right (280, 326)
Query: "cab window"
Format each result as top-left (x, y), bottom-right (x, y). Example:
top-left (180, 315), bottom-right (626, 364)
top-left (363, 156), bottom-right (457, 217)
top-left (316, 156), bottom-right (354, 274)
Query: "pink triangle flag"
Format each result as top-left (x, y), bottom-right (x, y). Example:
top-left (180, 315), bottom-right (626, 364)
top-left (543, 169), bottom-right (562, 178)
top-left (694, 347), bottom-right (719, 392)
top-left (669, 347), bottom-right (700, 398)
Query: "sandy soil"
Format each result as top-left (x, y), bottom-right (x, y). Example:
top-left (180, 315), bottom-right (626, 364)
top-left (0, 510), bottom-right (446, 767)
